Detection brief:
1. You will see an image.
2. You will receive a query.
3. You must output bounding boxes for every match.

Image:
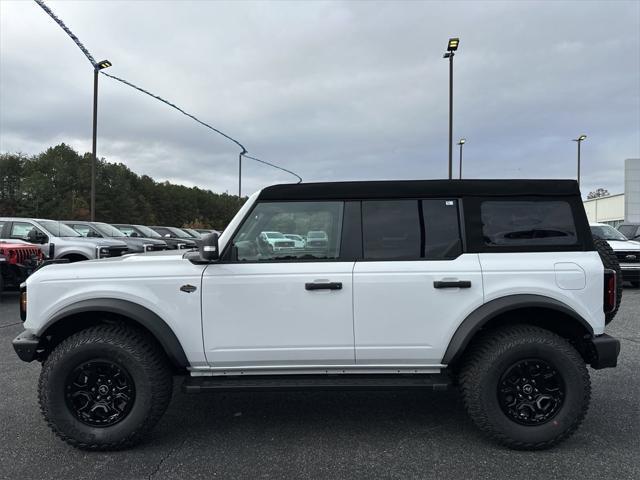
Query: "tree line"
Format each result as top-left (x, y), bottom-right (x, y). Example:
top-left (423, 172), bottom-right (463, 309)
top-left (0, 144), bottom-right (245, 229)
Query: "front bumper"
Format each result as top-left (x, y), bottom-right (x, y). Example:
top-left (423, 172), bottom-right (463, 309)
top-left (12, 331), bottom-right (40, 362)
top-left (588, 334), bottom-right (620, 369)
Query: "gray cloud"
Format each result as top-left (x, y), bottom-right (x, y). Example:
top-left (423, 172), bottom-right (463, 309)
top-left (1, 0), bottom-right (639, 197)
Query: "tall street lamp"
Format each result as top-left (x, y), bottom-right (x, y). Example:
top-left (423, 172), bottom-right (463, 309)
top-left (91, 59), bottom-right (112, 221)
top-left (572, 134), bottom-right (587, 188)
top-left (457, 138), bottom-right (466, 179)
top-left (443, 37), bottom-right (459, 180)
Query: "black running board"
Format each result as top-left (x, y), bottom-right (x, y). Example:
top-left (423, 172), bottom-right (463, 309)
top-left (182, 374), bottom-right (451, 394)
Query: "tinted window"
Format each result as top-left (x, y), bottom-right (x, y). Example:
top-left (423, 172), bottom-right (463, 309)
top-left (362, 200), bottom-right (461, 260)
top-left (422, 199), bottom-right (462, 258)
top-left (362, 201), bottom-right (421, 260)
top-left (232, 201), bottom-right (343, 261)
top-left (481, 201), bottom-right (577, 246)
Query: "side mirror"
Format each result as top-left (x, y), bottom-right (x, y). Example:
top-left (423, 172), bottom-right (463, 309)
top-left (198, 233), bottom-right (219, 262)
top-left (130, 232), bottom-right (139, 237)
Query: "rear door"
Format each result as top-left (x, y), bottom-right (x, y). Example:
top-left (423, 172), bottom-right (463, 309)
top-left (353, 199), bottom-right (483, 365)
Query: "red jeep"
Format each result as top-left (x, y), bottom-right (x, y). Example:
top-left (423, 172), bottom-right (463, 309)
top-left (0, 241), bottom-right (44, 294)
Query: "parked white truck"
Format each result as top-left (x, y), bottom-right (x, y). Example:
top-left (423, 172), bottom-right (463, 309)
top-left (12, 180), bottom-right (621, 451)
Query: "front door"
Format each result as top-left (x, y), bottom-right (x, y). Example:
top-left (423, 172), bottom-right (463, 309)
top-left (202, 200), bottom-right (355, 368)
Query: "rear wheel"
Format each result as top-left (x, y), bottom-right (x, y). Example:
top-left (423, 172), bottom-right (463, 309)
top-left (458, 325), bottom-right (590, 450)
top-left (39, 324), bottom-right (173, 450)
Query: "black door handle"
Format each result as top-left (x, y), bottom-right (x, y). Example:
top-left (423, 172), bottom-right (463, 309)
top-left (433, 280), bottom-right (472, 289)
top-left (305, 282), bottom-right (343, 291)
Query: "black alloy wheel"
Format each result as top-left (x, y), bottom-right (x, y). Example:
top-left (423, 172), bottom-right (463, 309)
top-left (65, 360), bottom-right (136, 427)
top-left (497, 358), bottom-right (564, 426)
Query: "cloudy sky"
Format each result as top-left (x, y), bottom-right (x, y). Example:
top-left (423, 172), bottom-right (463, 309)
top-left (1, 0), bottom-right (639, 198)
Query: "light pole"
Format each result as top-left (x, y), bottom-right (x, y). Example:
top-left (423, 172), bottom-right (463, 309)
top-left (457, 138), bottom-right (466, 179)
top-left (572, 134), bottom-right (587, 188)
top-left (443, 37), bottom-right (459, 180)
top-left (91, 59), bottom-right (112, 221)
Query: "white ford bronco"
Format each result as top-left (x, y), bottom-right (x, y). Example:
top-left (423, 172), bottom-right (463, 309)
top-left (12, 179), bottom-right (622, 451)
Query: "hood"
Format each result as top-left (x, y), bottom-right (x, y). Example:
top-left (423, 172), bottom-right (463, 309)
top-left (26, 248), bottom-right (193, 283)
top-left (62, 236), bottom-right (129, 247)
top-left (606, 239), bottom-right (640, 251)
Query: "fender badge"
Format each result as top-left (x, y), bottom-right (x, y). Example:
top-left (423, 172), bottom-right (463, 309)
top-left (180, 284), bottom-right (197, 293)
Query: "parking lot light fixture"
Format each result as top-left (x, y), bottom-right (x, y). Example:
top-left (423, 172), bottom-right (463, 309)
top-left (443, 37), bottom-right (460, 179)
top-left (572, 134), bottom-right (587, 188)
top-left (91, 59), bottom-right (112, 221)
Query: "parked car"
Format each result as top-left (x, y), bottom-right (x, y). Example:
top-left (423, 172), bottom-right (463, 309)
top-left (12, 179), bottom-right (621, 451)
top-left (617, 223), bottom-right (640, 240)
top-left (0, 240), bottom-right (44, 294)
top-left (284, 234), bottom-right (306, 248)
top-left (306, 230), bottom-right (329, 248)
top-left (149, 226), bottom-right (198, 249)
top-left (258, 231), bottom-right (295, 252)
top-left (63, 221), bottom-right (168, 254)
top-left (195, 228), bottom-right (220, 236)
top-left (591, 222), bottom-right (640, 287)
top-left (0, 217), bottom-right (128, 262)
top-left (178, 228), bottom-right (204, 239)
top-left (113, 224), bottom-right (195, 250)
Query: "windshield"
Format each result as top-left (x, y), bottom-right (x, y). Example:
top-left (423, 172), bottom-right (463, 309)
top-left (591, 225), bottom-right (628, 241)
top-left (168, 227), bottom-right (192, 238)
top-left (266, 232), bottom-right (285, 239)
top-left (39, 220), bottom-right (82, 237)
top-left (135, 225), bottom-right (162, 238)
top-left (94, 223), bottom-right (126, 237)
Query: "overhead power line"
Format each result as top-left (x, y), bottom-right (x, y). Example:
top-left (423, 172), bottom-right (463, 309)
top-left (100, 71), bottom-right (247, 153)
top-left (32, 0), bottom-right (303, 195)
top-left (33, 0), bottom-right (96, 66)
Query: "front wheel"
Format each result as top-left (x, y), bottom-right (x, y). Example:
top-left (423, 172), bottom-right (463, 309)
top-left (458, 325), bottom-right (590, 450)
top-left (38, 324), bottom-right (173, 450)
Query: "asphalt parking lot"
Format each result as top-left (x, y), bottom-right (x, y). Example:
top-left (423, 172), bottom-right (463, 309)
top-left (0, 290), bottom-right (638, 480)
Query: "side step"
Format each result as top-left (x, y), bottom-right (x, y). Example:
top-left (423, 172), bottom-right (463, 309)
top-left (182, 374), bottom-right (451, 394)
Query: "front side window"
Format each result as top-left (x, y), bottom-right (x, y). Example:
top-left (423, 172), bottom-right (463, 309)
top-left (362, 199), bottom-right (461, 260)
top-left (481, 200), bottom-right (577, 246)
top-left (231, 201), bottom-right (343, 261)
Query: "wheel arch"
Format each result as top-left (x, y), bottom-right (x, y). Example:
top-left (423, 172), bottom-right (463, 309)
top-left (442, 294), bottom-right (594, 366)
top-left (39, 298), bottom-right (189, 369)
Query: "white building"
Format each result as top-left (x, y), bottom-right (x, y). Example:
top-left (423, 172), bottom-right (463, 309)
top-left (583, 159), bottom-right (640, 227)
top-left (584, 193), bottom-right (624, 226)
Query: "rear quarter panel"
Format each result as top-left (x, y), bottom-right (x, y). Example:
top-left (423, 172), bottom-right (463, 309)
top-left (479, 251), bottom-right (605, 334)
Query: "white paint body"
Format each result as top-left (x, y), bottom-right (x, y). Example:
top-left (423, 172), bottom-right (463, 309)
top-left (23, 191), bottom-right (606, 374)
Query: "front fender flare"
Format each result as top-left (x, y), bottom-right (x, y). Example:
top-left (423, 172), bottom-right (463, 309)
top-left (441, 294), bottom-right (594, 365)
top-left (43, 298), bottom-right (189, 368)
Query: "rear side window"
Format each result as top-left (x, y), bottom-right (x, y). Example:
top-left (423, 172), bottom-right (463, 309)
top-left (481, 201), bottom-right (577, 246)
top-left (362, 199), bottom-right (461, 260)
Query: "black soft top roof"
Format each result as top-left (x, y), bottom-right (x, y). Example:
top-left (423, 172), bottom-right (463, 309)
top-left (258, 179), bottom-right (580, 201)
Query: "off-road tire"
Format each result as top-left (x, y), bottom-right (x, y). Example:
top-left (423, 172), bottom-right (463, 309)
top-left (592, 236), bottom-right (622, 323)
top-left (458, 325), bottom-right (590, 450)
top-left (38, 324), bottom-right (173, 450)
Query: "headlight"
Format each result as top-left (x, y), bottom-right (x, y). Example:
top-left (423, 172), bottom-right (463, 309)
top-left (143, 244), bottom-right (152, 252)
top-left (97, 246), bottom-right (111, 258)
top-left (19, 289), bottom-right (27, 322)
